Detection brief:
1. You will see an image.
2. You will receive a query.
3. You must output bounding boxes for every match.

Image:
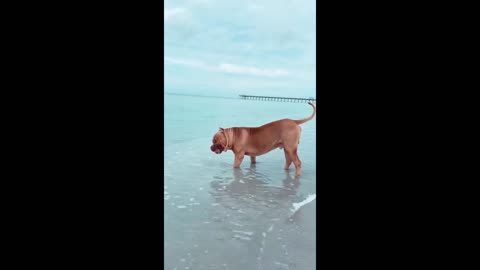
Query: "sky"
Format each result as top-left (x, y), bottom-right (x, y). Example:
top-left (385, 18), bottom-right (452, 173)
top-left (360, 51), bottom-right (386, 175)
top-left (164, 0), bottom-right (316, 98)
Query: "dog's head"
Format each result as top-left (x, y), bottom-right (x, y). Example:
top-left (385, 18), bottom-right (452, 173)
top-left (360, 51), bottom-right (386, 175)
top-left (210, 128), bottom-right (227, 154)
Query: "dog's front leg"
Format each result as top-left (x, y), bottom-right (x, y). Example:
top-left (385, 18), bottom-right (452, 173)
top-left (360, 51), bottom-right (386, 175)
top-left (233, 152), bottom-right (245, 168)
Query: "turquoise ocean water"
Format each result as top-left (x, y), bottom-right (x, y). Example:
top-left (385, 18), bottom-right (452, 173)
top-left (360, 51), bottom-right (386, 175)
top-left (164, 94), bottom-right (316, 270)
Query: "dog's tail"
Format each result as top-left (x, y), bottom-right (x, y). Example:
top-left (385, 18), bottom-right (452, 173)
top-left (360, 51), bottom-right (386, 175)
top-left (294, 102), bottom-right (316, 125)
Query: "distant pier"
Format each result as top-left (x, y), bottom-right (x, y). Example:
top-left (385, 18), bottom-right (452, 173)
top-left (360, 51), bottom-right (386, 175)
top-left (239, 95), bottom-right (316, 103)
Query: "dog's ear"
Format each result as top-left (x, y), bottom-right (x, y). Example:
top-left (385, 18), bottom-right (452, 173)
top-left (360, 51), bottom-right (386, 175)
top-left (219, 127), bottom-right (224, 131)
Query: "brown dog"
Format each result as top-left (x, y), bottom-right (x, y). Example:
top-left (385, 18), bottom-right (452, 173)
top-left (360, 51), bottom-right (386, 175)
top-left (210, 102), bottom-right (316, 176)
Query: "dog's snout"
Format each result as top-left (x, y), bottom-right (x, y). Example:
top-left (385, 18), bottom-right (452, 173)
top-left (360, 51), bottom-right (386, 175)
top-left (211, 144), bottom-right (224, 154)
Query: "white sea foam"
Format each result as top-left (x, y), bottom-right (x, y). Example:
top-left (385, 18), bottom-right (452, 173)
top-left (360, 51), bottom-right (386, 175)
top-left (291, 194), bottom-right (316, 214)
top-left (233, 234), bottom-right (251, 241)
top-left (232, 230), bottom-right (254, 236)
top-left (229, 221), bottom-right (244, 227)
top-left (274, 261), bottom-right (290, 270)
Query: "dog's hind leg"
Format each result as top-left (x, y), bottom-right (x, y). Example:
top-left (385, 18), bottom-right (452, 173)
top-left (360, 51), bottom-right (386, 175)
top-left (285, 147), bottom-right (301, 176)
top-left (250, 156), bottom-right (256, 164)
top-left (283, 127), bottom-right (301, 174)
top-left (292, 153), bottom-right (302, 176)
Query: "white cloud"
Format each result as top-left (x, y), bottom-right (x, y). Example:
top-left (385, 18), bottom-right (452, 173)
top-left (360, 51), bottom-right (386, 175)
top-left (164, 8), bottom-right (184, 22)
top-left (164, 57), bottom-right (207, 69)
top-left (165, 56), bottom-right (290, 78)
top-left (219, 63), bottom-right (289, 77)
top-left (164, 0), bottom-right (315, 97)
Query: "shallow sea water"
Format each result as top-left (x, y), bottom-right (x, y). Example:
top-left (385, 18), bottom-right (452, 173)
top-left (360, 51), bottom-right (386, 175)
top-left (164, 94), bottom-right (316, 270)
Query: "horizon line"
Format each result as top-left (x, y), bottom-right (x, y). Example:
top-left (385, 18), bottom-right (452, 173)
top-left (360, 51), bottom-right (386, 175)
top-left (164, 92), bottom-right (239, 99)
top-left (165, 92), bottom-right (315, 99)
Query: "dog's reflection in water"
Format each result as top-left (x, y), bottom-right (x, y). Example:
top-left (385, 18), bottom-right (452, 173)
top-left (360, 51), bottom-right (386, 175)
top-left (208, 165), bottom-right (308, 251)
top-left (209, 164), bottom-right (301, 212)
top-left (281, 167), bottom-right (301, 191)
